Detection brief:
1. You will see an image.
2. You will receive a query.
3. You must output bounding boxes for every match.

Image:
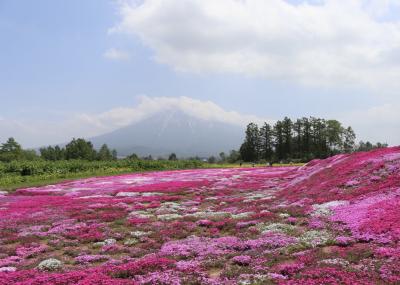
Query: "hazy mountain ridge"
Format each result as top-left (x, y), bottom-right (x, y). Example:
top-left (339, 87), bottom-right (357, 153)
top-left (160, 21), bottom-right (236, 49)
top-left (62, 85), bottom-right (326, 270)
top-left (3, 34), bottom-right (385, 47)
top-left (90, 110), bottom-right (244, 157)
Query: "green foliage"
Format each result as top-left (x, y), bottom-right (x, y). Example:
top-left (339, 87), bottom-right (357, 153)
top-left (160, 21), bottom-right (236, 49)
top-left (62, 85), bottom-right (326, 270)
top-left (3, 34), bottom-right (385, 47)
top-left (227, 150), bottom-right (240, 163)
top-left (219, 152), bottom-right (226, 162)
top-left (343, 126), bottom-right (356, 153)
top-left (126, 153), bottom-right (139, 160)
top-left (207, 156), bottom-right (217, 163)
top-left (168, 153), bottom-right (177, 161)
top-left (65, 138), bottom-right (97, 160)
top-left (240, 117), bottom-right (362, 162)
top-left (0, 159), bottom-right (205, 190)
top-left (239, 122), bottom-right (260, 162)
top-left (0, 137), bottom-right (40, 162)
top-left (39, 145), bottom-right (65, 161)
top-left (259, 122), bottom-right (274, 161)
top-left (356, 141), bottom-right (388, 152)
top-left (97, 144), bottom-right (115, 161)
top-left (0, 137), bottom-right (23, 162)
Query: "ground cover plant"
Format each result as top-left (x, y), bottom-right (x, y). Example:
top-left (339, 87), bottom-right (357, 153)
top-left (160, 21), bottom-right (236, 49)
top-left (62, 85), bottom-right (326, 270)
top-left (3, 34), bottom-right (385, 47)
top-left (0, 160), bottom-right (205, 191)
top-left (0, 147), bottom-right (399, 284)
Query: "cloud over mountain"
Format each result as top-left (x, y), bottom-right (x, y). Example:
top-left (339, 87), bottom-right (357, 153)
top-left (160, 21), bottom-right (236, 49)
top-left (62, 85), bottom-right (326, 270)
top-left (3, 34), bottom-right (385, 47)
top-left (0, 96), bottom-right (268, 148)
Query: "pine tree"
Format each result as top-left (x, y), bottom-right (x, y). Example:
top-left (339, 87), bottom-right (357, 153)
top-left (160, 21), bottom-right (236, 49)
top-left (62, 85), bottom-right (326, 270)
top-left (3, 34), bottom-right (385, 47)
top-left (273, 120), bottom-right (284, 161)
top-left (282, 117), bottom-right (293, 159)
top-left (0, 137), bottom-right (23, 162)
top-left (239, 123), bottom-right (260, 162)
top-left (259, 122), bottom-right (274, 161)
top-left (97, 144), bottom-right (113, 161)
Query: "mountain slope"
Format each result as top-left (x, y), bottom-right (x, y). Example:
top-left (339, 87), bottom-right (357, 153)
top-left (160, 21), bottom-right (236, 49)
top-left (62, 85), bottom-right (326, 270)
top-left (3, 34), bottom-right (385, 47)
top-left (90, 110), bottom-right (245, 157)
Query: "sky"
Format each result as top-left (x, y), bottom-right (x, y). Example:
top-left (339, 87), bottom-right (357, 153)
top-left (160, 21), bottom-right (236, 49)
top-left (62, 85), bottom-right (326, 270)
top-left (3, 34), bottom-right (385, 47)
top-left (1, 0), bottom-right (400, 147)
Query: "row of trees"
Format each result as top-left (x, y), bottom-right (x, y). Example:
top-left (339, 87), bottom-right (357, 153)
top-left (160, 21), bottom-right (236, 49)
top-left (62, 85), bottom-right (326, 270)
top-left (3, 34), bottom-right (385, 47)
top-left (240, 117), bottom-right (366, 162)
top-left (0, 138), bottom-right (118, 162)
top-left (0, 138), bottom-right (38, 162)
top-left (39, 138), bottom-right (117, 161)
top-left (0, 138), bottom-right (208, 163)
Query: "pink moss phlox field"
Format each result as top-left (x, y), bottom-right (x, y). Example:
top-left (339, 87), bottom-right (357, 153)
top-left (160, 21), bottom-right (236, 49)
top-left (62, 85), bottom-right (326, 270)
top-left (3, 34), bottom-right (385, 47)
top-left (1, 147), bottom-right (400, 284)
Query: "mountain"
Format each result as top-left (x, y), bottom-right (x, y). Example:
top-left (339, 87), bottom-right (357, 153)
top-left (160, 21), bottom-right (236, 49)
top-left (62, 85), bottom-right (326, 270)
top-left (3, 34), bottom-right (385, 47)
top-left (90, 110), bottom-right (245, 157)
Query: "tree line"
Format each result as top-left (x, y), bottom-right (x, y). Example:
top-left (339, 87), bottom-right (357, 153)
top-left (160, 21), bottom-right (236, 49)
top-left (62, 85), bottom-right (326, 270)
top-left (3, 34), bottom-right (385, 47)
top-left (0, 138), bottom-right (202, 163)
top-left (0, 138), bottom-right (118, 162)
top-left (239, 117), bottom-right (387, 163)
top-left (0, 129), bottom-right (388, 164)
top-left (40, 139), bottom-right (117, 161)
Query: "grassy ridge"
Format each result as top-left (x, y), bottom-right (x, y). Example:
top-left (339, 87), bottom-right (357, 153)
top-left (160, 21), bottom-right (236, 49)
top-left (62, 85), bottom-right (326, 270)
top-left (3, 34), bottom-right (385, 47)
top-left (0, 160), bottom-right (304, 192)
top-left (0, 160), bottom-right (203, 191)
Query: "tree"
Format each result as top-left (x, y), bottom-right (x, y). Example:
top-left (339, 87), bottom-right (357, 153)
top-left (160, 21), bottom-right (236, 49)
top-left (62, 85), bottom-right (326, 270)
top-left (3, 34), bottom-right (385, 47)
top-left (219, 152), bottom-right (226, 162)
top-left (310, 117), bottom-right (328, 158)
top-left (238, 117), bottom-right (359, 162)
top-left (292, 119), bottom-right (303, 159)
top-left (0, 137), bottom-right (23, 162)
top-left (112, 149), bottom-right (118, 160)
top-left (97, 144), bottom-right (113, 161)
top-left (343, 127), bottom-right (356, 153)
top-left (274, 120), bottom-right (284, 161)
top-left (207, 156), bottom-right (216, 163)
top-left (326, 120), bottom-right (344, 155)
top-left (301, 117), bottom-right (311, 157)
top-left (65, 138), bottom-right (96, 160)
top-left (239, 123), bottom-right (260, 162)
top-left (356, 141), bottom-right (387, 152)
top-left (22, 149), bottom-right (40, 161)
top-left (127, 153), bottom-right (139, 160)
top-left (168, 153), bottom-right (177, 161)
top-left (282, 117), bottom-right (293, 159)
top-left (40, 145), bottom-right (65, 161)
top-left (227, 150), bottom-right (240, 163)
top-left (259, 122), bottom-right (274, 161)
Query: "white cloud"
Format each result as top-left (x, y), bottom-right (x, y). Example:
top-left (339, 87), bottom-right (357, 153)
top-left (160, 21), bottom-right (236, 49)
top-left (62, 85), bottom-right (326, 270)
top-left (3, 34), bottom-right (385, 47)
top-left (339, 103), bottom-right (400, 145)
top-left (0, 96), bottom-right (269, 148)
top-left (103, 48), bottom-right (131, 61)
top-left (75, 95), bottom-right (270, 130)
top-left (110, 0), bottom-right (400, 91)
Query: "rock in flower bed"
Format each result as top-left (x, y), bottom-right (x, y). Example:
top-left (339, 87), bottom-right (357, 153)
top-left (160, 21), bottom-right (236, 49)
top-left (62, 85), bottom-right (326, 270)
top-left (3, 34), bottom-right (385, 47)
top-left (0, 147), bottom-right (400, 283)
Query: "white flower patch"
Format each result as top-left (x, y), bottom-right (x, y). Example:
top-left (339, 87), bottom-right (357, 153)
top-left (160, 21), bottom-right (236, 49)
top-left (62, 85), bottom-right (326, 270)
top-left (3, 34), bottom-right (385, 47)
top-left (77, 194), bottom-right (113, 199)
top-left (124, 238), bottom-right (139, 246)
top-left (155, 202), bottom-right (185, 214)
top-left (0, 266), bottom-right (16, 272)
top-left (128, 211), bottom-right (154, 219)
top-left (116, 192), bottom-right (140, 197)
top-left (300, 230), bottom-right (332, 248)
top-left (243, 193), bottom-right (275, 202)
top-left (205, 197), bottom-right (218, 201)
top-left (311, 200), bottom-right (348, 217)
top-left (185, 211), bottom-right (232, 219)
top-left (319, 258), bottom-right (350, 267)
top-left (257, 223), bottom-right (296, 234)
top-left (141, 192), bottom-right (163, 197)
top-left (232, 212), bottom-right (255, 219)
top-left (157, 214), bottom-right (182, 221)
top-left (238, 274), bottom-right (270, 284)
top-left (130, 231), bottom-right (152, 238)
top-left (104, 238), bottom-right (116, 246)
top-left (37, 258), bottom-right (62, 271)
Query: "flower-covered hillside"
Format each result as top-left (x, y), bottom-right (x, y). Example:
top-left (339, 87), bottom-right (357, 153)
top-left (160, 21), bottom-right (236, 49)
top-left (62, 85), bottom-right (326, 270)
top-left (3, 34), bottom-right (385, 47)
top-left (0, 147), bottom-right (400, 284)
